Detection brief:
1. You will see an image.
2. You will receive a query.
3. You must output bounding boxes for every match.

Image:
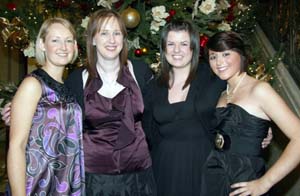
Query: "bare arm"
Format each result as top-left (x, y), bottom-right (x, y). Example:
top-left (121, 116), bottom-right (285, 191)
top-left (230, 82), bottom-right (300, 196)
top-left (7, 77), bottom-right (41, 196)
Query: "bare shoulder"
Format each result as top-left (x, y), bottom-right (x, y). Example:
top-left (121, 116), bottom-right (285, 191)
top-left (20, 76), bottom-right (41, 90)
top-left (15, 76), bottom-right (42, 99)
top-left (250, 80), bottom-right (276, 100)
top-left (250, 79), bottom-right (287, 113)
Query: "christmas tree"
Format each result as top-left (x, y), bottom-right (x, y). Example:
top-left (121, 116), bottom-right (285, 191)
top-left (0, 0), bottom-right (257, 64)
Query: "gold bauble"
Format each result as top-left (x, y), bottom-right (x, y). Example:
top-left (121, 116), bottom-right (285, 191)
top-left (141, 47), bottom-right (148, 54)
top-left (121, 7), bottom-right (140, 29)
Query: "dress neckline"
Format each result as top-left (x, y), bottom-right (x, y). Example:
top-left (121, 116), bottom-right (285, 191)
top-left (217, 103), bottom-right (270, 122)
top-left (32, 68), bottom-right (76, 102)
top-left (38, 68), bottom-right (64, 85)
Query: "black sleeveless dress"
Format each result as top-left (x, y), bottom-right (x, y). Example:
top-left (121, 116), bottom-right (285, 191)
top-left (201, 103), bottom-right (270, 196)
top-left (143, 64), bottom-right (225, 196)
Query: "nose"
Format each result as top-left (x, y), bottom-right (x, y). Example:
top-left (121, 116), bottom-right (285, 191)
top-left (215, 55), bottom-right (223, 65)
top-left (109, 33), bottom-right (116, 43)
top-left (60, 41), bottom-right (67, 50)
top-left (173, 44), bottom-right (180, 53)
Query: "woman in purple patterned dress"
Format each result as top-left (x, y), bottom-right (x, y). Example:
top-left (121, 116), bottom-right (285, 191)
top-left (7, 18), bottom-right (85, 196)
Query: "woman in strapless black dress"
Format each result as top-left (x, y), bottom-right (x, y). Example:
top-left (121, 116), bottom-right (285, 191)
top-left (201, 31), bottom-right (300, 196)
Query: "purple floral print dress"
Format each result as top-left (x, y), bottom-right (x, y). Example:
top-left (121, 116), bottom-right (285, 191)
top-left (9, 68), bottom-right (85, 196)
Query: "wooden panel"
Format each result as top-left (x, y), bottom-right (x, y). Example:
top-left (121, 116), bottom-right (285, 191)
top-left (0, 38), bottom-right (27, 84)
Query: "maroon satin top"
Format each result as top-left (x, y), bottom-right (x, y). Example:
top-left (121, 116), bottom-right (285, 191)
top-left (83, 66), bottom-right (152, 174)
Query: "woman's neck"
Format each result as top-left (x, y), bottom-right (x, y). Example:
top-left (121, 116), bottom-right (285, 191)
top-left (170, 66), bottom-right (190, 87)
top-left (227, 72), bottom-right (247, 90)
top-left (96, 58), bottom-right (120, 73)
top-left (42, 65), bottom-right (64, 83)
top-left (96, 59), bottom-right (120, 83)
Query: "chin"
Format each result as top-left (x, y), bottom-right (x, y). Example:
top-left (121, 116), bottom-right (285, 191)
top-left (104, 53), bottom-right (120, 60)
top-left (215, 72), bottom-right (230, 81)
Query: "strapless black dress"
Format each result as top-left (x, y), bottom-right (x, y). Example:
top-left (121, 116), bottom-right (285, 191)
top-left (200, 103), bottom-right (270, 196)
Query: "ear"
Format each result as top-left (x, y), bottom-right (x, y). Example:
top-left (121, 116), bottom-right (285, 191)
top-left (74, 40), bottom-right (78, 49)
top-left (38, 38), bottom-right (46, 51)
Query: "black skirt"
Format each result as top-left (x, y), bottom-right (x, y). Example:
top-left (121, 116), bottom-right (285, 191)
top-left (85, 167), bottom-right (157, 196)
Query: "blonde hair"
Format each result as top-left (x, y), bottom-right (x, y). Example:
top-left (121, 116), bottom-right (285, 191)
top-left (35, 17), bottom-right (78, 65)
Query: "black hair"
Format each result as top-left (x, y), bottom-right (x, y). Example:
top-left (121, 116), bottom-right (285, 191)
top-left (205, 31), bottom-right (249, 72)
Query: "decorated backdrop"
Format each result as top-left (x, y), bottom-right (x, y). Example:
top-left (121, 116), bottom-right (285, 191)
top-left (0, 0), bottom-right (259, 65)
top-left (0, 0), bottom-right (283, 107)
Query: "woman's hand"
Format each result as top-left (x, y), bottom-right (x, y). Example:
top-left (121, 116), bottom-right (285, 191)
top-left (262, 127), bottom-right (273, 148)
top-left (1, 102), bottom-right (11, 126)
top-left (230, 179), bottom-right (271, 196)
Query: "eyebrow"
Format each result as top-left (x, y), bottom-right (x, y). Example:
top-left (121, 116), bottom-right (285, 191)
top-left (49, 35), bottom-right (73, 38)
top-left (99, 29), bottom-right (121, 31)
top-left (167, 40), bottom-right (190, 43)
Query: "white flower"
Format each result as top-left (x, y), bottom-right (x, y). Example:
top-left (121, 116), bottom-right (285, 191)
top-left (150, 21), bottom-right (160, 34)
top-left (218, 0), bottom-right (230, 10)
top-left (97, 0), bottom-right (112, 9)
top-left (151, 6), bottom-right (169, 22)
top-left (81, 16), bottom-right (90, 29)
top-left (127, 37), bottom-right (140, 50)
top-left (150, 5), bottom-right (169, 34)
top-left (23, 41), bottom-right (35, 57)
top-left (150, 20), bottom-right (166, 34)
top-left (199, 0), bottom-right (217, 15)
top-left (217, 21), bottom-right (231, 31)
top-left (158, 20), bottom-right (167, 27)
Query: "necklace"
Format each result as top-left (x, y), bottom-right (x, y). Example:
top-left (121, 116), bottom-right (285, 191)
top-left (226, 73), bottom-right (247, 103)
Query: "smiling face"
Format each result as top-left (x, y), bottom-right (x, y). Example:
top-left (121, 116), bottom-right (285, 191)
top-left (208, 49), bottom-right (242, 81)
top-left (165, 30), bottom-right (193, 70)
top-left (39, 23), bottom-right (76, 67)
top-left (93, 17), bottom-right (124, 62)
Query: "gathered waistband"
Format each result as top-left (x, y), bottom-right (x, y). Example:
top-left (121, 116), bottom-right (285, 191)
top-left (214, 133), bottom-right (263, 157)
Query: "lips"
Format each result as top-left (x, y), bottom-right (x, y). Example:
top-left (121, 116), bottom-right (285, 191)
top-left (172, 55), bottom-right (183, 60)
top-left (216, 66), bottom-right (228, 72)
top-left (105, 45), bottom-right (117, 51)
top-left (56, 53), bottom-right (68, 57)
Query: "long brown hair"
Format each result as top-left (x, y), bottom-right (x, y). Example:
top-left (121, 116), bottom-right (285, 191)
top-left (85, 9), bottom-right (128, 78)
top-left (159, 20), bottom-right (200, 89)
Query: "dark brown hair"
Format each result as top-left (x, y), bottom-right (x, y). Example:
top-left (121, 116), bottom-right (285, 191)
top-left (159, 20), bottom-right (200, 89)
top-left (205, 31), bottom-right (249, 72)
top-left (85, 9), bottom-right (128, 78)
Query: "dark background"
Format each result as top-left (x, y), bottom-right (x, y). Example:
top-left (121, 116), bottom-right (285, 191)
top-left (255, 0), bottom-right (300, 87)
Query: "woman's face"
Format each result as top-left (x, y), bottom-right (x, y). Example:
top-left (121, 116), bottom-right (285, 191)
top-left (208, 49), bottom-right (242, 80)
top-left (165, 30), bottom-right (193, 69)
top-left (40, 23), bottom-right (76, 67)
top-left (93, 17), bottom-right (124, 61)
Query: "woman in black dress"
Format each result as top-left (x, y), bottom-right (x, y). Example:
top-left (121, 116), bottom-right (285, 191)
top-left (143, 20), bottom-right (225, 196)
top-left (201, 31), bottom-right (300, 196)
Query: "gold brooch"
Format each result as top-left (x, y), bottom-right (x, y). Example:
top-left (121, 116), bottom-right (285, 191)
top-left (215, 133), bottom-right (225, 149)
